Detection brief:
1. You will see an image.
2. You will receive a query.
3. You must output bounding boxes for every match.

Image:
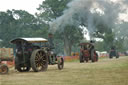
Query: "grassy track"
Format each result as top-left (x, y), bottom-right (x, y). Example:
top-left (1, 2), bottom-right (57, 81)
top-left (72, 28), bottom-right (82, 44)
top-left (1, 56), bottom-right (128, 85)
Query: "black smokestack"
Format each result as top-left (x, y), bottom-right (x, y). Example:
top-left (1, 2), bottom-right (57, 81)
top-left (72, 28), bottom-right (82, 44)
top-left (48, 33), bottom-right (54, 49)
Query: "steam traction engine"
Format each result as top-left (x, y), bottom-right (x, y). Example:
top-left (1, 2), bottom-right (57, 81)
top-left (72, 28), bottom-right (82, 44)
top-left (109, 46), bottom-right (119, 59)
top-left (10, 34), bottom-right (64, 72)
top-left (79, 43), bottom-right (98, 63)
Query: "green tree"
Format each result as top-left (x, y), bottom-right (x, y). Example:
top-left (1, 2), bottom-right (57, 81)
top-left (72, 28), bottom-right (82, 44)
top-left (113, 21), bottom-right (128, 52)
top-left (12, 9), bottom-right (49, 38)
top-left (37, 0), bottom-right (84, 56)
top-left (37, 0), bottom-right (70, 22)
top-left (0, 10), bottom-right (48, 47)
top-left (55, 25), bottom-right (83, 56)
top-left (0, 10), bottom-right (16, 47)
top-left (94, 29), bottom-right (115, 51)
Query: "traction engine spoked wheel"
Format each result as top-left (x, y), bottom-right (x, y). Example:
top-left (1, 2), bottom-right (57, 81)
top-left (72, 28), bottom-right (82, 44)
top-left (57, 57), bottom-right (64, 70)
top-left (85, 57), bottom-right (89, 62)
top-left (91, 55), bottom-right (95, 62)
top-left (91, 50), bottom-right (95, 62)
top-left (0, 64), bottom-right (9, 74)
top-left (80, 55), bottom-right (84, 63)
top-left (31, 49), bottom-right (48, 72)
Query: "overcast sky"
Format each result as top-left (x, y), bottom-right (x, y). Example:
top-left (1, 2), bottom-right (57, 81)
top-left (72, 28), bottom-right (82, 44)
top-left (0, 0), bottom-right (43, 14)
top-left (0, 0), bottom-right (127, 21)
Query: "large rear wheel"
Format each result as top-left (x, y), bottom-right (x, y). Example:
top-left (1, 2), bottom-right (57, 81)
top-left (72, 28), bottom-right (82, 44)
top-left (30, 49), bottom-right (48, 72)
top-left (116, 52), bottom-right (119, 58)
top-left (91, 50), bottom-right (95, 62)
top-left (80, 55), bottom-right (84, 63)
top-left (109, 53), bottom-right (113, 59)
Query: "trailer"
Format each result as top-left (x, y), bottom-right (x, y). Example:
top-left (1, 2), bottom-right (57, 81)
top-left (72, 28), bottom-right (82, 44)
top-left (0, 48), bottom-right (13, 74)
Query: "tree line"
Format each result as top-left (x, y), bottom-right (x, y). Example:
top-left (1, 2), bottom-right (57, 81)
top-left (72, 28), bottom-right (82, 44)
top-left (0, 0), bottom-right (128, 55)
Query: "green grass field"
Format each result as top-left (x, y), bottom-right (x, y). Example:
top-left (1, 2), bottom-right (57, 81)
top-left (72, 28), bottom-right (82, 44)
top-left (1, 56), bottom-right (128, 85)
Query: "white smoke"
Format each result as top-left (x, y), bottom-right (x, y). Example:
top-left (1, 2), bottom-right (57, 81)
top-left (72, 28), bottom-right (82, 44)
top-left (50, 0), bottom-right (127, 36)
top-left (50, 0), bottom-right (94, 33)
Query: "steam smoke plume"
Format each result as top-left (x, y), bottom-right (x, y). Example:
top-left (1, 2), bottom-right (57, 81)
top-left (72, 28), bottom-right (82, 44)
top-left (50, 0), bottom-right (127, 36)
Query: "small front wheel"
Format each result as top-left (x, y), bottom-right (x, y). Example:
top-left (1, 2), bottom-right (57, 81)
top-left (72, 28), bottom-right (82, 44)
top-left (57, 57), bottom-right (64, 70)
top-left (95, 53), bottom-right (98, 62)
top-left (116, 53), bottom-right (119, 58)
top-left (0, 64), bottom-right (9, 74)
